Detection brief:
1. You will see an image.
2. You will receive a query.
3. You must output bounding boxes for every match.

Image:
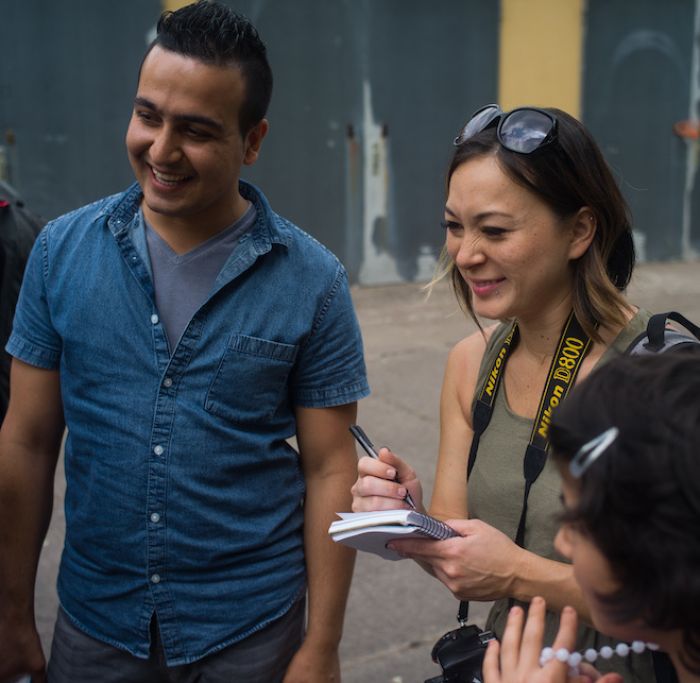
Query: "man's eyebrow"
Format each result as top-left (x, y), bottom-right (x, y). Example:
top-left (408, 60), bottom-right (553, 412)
top-left (133, 97), bottom-right (225, 133)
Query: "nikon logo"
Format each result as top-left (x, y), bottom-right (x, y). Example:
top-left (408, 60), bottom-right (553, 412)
top-left (536, 336), bottom-right (585, 438)
top-left (484, 329), bottom-right (516, 397)
top-left (537, 384), bottom-right (564, 438)
top-left (484, 347), bottom-right (507, 397)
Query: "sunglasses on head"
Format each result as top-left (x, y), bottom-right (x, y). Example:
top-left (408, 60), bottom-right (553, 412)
top-left (454, 104), bottom-right (558, 154)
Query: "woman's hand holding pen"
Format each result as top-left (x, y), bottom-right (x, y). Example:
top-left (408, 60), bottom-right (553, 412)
top-left (351, 447), bottom-right (424, 512)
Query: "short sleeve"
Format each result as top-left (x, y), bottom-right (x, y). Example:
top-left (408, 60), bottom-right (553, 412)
top-left (291, 265), bottom-right (370, 408)
top-left (5, 229), bottom-right (62, 369)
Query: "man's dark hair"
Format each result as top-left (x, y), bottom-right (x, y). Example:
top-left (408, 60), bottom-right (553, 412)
top-left (148, 0), bottom-right (272, 135)
top-left (550, 349), bottom-right (700, 674)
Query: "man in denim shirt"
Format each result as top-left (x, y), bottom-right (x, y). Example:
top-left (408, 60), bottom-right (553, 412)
top-left (0, 2), bottom-right (369, 682)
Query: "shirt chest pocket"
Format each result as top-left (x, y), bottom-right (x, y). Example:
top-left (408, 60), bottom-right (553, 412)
top-left (205, 335), bottom-right (298, 424)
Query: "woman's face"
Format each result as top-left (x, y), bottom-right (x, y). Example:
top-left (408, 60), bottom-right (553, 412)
top-left (444, 155), bottom-right (583, 324)
top-left (554, 468), bottom-right (658, 644)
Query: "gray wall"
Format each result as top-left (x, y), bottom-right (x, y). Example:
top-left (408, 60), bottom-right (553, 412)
top-left (0, 0), bottom-right (497, 283)
top-left (0, 0), bottom-right (161, 218)
top-left (226, 0), bottom-right (499, 282)
top-left (583, 0), bottom-right (698, 260)
top-left (3, 1), bottom-right (696, 280)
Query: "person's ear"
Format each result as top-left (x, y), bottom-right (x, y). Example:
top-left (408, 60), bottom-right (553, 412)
top-left (568, 207), bottom-right (597, 261)
top-left (242, 118), bottom-right (269, 166)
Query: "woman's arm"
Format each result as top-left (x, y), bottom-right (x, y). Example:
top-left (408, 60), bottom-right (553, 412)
top-left (394, 327), bottom-right (593, 621)
top-left (429, 329), bottom-right (488, 520)
top-left (391, 520), bottom-right (591, 621)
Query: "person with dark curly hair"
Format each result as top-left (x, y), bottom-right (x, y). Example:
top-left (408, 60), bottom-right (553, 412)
top-left (483, 349), bottom-right (700, 683)
top-left (0, 2), bottom-right (368, 681)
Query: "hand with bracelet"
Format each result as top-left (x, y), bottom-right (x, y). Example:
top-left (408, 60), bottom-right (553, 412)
top-left (482, 597), bottom-right (623, 683)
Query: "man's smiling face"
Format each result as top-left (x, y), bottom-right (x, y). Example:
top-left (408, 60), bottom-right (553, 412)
top-left (125, 45), bottom-right (264, 234)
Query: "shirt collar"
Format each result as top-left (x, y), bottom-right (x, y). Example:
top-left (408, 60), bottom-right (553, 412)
top-left (103, 180), bottom-right (292, 252)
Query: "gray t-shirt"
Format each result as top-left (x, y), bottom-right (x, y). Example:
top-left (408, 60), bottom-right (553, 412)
top-left (144, 204), bottom-right (256, 351)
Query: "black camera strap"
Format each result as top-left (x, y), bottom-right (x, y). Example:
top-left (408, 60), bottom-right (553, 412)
top-left (459, 311), bottom-right (591, 625)
top-left (466, 323), bottom-right (518, 480)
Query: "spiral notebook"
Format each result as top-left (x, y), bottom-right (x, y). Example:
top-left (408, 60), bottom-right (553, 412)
top-left (328, 510), bottom-right (457, 561)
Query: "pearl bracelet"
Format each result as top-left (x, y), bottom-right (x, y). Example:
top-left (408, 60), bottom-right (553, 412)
top-left (540, 640), bottom-right (659, 669)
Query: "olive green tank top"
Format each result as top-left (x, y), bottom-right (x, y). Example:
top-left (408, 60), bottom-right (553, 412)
top-left (468, 310), bottom-right (656, 683)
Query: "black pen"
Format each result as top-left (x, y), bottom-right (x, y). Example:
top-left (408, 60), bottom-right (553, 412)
top-left (349, 425), bottom-right (417, 509)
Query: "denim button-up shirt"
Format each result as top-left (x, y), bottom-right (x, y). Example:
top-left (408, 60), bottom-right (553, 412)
top-left (7, 181), bottom-right (369, 664)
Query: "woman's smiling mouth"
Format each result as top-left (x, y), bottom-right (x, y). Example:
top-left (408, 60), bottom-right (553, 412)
top-left (469, 277), bottom-right (506, 296)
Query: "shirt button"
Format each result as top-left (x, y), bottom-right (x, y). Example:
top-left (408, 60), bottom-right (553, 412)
top-left (150, 512), bottom-right (161, 523)
top-left (163, 377), bottom-right (173, 388)
top-left (153, 445), bottom-right (164, 456)
top-left (151, 573), bottom-right (161, 584)
top-left (150, 314), bottom-right (159, 324)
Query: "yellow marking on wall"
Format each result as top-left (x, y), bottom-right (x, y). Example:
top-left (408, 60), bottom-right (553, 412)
top-left (499, 0), bottom-right (584, 117)
top-left (163, 0), bottom-right (190, 10)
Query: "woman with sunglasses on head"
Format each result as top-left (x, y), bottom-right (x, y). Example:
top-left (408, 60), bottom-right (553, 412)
top-left (352, 105), bottom-right (658, 681)
top-left (483, 349), bottom-right (700, 683)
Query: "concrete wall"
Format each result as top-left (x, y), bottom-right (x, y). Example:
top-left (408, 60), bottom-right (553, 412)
top-left (1, 0), bottom-right (698, 282)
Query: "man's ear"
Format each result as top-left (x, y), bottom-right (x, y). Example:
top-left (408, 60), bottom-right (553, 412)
top-left (568, 207), bottom-right (597, 260)
top-left (242, 119), bottom-right (269, 166)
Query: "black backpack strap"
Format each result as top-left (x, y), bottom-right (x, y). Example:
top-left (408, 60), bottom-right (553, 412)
top-left (627, 311), bottom-right (700, 355)
top-left (646, 311), bottom-right (700, 350)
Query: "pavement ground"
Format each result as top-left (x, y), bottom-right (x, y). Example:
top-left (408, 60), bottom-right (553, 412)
top-left (33, 260), bottom-right (700, 683)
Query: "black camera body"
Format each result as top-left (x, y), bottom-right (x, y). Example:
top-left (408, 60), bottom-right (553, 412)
top-left (424, 623), bottom-right (497, 683)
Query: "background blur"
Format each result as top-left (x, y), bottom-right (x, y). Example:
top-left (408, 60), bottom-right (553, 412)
top-left (1, 0), bottom-right (699, 285)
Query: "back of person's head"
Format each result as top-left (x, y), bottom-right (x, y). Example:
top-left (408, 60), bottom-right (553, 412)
top-left (148, 0), bottom-right (273, 135)
top-left (442, 106), bottom-right (634, 341)
top-left (549, 349), bottom-right (700, 674)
